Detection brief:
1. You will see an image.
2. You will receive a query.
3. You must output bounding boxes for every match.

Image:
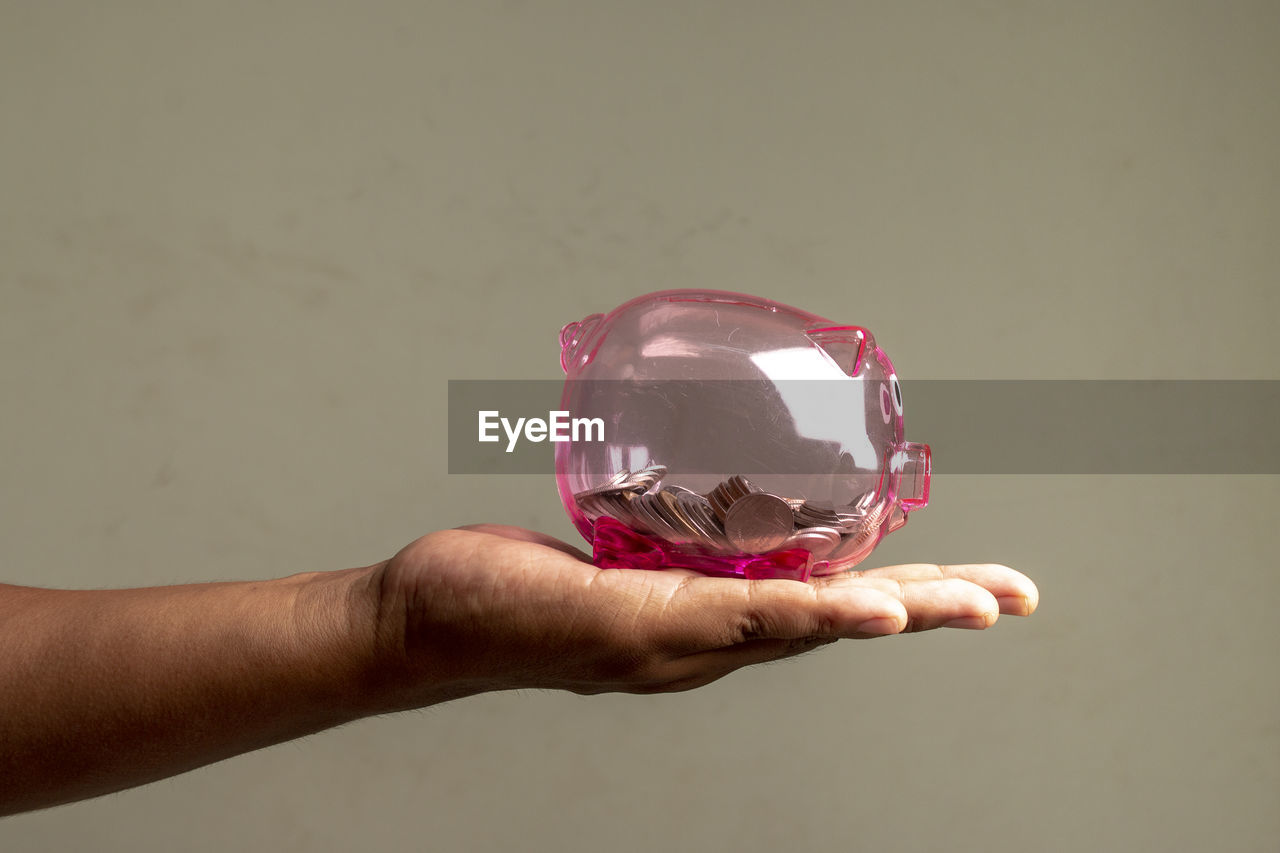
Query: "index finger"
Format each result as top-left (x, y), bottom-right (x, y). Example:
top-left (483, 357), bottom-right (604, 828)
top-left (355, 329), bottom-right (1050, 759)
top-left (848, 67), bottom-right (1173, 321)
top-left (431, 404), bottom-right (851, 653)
top-left (832, 562), bottom-right (1040, 616)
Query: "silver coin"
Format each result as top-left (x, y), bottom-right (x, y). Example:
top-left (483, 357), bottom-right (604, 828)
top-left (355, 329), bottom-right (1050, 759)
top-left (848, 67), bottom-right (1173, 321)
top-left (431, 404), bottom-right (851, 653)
top-left (673, 492), bottom-right (722, 546)
top-left (632, 463), bottom-right (667, 480)
top-left (660, 484), bottom-right (701, 499)
top-left (620, 493), bottom-right (659, 535)
top-left (779, 527), bottom-right (842, 558)
top-left (576, 483), bottom-right (629, 501)
top-left (830, 491), bottom-right (878, 529)
top-left (723, 492), bottom-right (795, 552)
top-left (603, 468), bottom-right (633, 487)
top-left (793, 501), bottom-right (843, 528)
top-left (622, 500), bottom-right (650, 533)
top-left (581, 490), bottom-right (630, 523)
top-left (631, 493), bottom-right (681, 539)
top-left (841, 501), bottom-right (888, 551)
top-left (706, 474), bottom-right (756, 522)
top-left (608, 492), bottom-right (638, 521)
top-left (574, 468), bottom-right (636, 500)
top-left (626, 465), bottom-right (667, 494)
top-left (654, 490), bottom-right (700, 542)
top-left (675, 491), bottom-right (727, 548)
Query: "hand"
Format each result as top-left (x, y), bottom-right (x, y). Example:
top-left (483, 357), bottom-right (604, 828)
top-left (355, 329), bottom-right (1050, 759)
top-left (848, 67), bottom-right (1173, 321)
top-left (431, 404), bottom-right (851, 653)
top-left (367, 525), bottom-right (1038, 708)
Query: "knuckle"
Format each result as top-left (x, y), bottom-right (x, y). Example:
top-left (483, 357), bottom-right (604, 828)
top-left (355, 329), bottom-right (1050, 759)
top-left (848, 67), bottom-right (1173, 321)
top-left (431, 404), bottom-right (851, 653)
top-left (809, 610), bottom-right (837, 638)
top-left (895, 578), bottom-right (911, 603)
top-left (732, 610), bottom-right (771, 644)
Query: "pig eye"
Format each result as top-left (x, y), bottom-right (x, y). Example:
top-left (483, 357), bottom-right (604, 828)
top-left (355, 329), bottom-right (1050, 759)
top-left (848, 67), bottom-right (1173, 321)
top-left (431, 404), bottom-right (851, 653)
top-left (879, 382), bottom-right (893, 424)
top-left (890, 373), bottom-right (903, 416)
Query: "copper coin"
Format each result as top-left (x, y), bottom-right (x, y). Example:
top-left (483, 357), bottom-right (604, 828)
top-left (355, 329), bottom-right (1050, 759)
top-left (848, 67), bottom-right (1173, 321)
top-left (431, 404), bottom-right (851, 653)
top-left (723, 492), bottom-right (795, 552)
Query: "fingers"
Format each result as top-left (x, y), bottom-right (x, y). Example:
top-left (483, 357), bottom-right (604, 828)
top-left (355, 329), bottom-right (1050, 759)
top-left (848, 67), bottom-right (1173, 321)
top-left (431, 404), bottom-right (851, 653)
top-left (637, 562), bottom-right (1037, 691)
top-left (835, 562), bottom-right (1039, 617)
top-left (846, 575), bottom-right (1000, 631)
top-left (434, 528), bottom-right (1038, 701)
top-left (607, 560), bottom-right (1038, 664)
top-left (637, 576), bottom-right (909, 657)
top-left (638, 561), bottom-right (1035, 672)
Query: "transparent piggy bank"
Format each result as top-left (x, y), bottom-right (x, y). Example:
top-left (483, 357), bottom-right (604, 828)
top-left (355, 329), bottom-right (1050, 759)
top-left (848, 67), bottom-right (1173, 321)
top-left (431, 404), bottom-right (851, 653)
top-left (555, 289), bottom-right (930, 582)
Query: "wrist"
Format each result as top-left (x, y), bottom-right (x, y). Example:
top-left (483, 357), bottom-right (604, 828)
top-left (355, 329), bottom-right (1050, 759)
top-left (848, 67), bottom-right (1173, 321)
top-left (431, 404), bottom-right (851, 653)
top-left (358, 544), bottom-right (497, 714)
top-left (283, 562), bottom-right (395, 722)
top-left (291, 556), bottom-right (482, 720)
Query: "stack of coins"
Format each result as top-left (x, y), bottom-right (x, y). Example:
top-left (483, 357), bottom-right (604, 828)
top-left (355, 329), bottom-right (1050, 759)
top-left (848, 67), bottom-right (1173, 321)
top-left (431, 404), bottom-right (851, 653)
top-left (573, 467), bottom-right (884, 560)
top-left (706, 476), bottom-right (754, 522)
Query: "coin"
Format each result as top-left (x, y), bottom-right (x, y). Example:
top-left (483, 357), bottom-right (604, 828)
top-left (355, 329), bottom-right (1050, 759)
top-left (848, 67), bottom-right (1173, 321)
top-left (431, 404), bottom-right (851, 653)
top-left (580, 490), bottom-right (631, 523)
top-left (654, 489), bottom-right (700, 542)
top-left (793, 501), bottom-right (843, 529)
top-left (723, 492), bottom-right (795, 552)
top-left (779, 527), bottom-right (842, 558)
top-left (674, 492), bottom-right (719, 538)
top-left (707, 474), bottom-right (756, 522)
top-left (577, 469), bottom-right (891, 563)
top-left (659, 484), bottom-right (701, 499)
top-left (676, 491), bottom-right (728, 549)
top-left (841, 500), bottom-right (888, 551)
top-left (573, 468), bottom-right (633, 499)
top-left (634, 494), bottom-right (667, 535)
top-left (628, 464), bottom-right (667, 493)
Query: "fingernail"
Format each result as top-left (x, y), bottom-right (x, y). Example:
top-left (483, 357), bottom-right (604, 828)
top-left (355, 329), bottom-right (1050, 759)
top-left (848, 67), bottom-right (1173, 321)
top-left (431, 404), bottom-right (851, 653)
top-left (943, 614), bottom-right (995, 630)
top-left (997, 595), bottom-right (1030, 616)
top-left (854, 617), bottom-right (902, 635)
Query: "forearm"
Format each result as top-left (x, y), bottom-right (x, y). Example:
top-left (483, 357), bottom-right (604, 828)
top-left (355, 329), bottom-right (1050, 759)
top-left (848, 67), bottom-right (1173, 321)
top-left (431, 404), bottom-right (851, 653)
top-left (0, 564), bottom-right (386, 816)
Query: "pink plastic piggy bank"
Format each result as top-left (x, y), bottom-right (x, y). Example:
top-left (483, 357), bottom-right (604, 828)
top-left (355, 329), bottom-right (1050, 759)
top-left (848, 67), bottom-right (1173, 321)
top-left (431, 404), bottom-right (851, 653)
top-left (555, 290), bottom-right (930, 582)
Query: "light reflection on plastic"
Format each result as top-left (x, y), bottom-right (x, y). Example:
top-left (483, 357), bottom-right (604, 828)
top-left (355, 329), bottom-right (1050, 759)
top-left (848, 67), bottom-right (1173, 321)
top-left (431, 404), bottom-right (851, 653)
top-left (748, 348), bottom-right (878, 471)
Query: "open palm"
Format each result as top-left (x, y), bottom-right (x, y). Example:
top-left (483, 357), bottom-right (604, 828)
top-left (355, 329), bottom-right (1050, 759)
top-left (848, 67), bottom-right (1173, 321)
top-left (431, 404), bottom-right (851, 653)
top-left (370, 524), bottom-right (1038, 706)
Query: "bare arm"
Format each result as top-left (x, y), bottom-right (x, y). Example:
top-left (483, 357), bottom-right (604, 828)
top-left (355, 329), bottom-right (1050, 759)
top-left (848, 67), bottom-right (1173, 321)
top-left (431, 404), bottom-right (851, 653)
top-left (0, 566), bottom-right (385, 816)
top-left (0, 524), bottom-right (1038, 817)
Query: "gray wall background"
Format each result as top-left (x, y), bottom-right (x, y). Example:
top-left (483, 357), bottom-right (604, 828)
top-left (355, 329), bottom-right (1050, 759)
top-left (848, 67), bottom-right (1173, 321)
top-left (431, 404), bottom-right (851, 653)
top-left (2, 2), bottom-right (1276, 851)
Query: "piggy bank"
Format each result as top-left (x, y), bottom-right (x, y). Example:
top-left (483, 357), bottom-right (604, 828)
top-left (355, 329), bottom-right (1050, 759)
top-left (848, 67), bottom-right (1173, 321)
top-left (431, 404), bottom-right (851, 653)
top-left (555, 289), bottom-right (930, 582)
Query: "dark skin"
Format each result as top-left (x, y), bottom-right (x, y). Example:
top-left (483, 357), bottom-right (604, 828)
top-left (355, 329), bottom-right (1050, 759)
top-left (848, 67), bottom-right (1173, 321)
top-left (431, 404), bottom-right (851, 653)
top-left (0, 524), bottom-right (1037, 817)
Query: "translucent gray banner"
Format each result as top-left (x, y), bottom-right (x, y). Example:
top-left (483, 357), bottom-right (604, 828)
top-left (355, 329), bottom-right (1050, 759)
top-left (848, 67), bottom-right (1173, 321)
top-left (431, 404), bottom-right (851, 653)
top-left (447, 380), bottom-right (1280, 474)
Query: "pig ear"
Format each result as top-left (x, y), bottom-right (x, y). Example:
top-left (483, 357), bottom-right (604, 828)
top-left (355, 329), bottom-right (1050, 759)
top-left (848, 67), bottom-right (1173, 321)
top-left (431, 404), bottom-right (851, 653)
top-left (559, 313), bottom-right (605, 373)
top-left (805, 325), bottom-right (875, 376)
